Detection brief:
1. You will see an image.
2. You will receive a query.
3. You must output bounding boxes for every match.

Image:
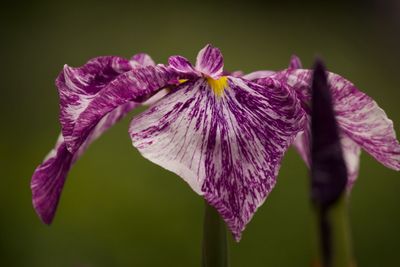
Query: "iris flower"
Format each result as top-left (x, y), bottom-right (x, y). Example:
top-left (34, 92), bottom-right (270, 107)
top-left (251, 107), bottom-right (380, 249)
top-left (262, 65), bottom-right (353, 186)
top-left (31, 45), bottom-right (305, 240)
top-left (249, 56), bottom-right (400, 186)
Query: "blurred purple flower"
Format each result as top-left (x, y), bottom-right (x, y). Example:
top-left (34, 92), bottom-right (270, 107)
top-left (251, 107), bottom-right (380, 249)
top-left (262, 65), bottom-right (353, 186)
top-left (250, 56), bottom-right (400, 187)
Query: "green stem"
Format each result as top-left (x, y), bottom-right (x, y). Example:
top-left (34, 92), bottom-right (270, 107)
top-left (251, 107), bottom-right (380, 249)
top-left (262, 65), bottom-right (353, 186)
top-left (202, 201), bottom-right (229, 267)
top-left (312, 196), bottom-right (356, 267)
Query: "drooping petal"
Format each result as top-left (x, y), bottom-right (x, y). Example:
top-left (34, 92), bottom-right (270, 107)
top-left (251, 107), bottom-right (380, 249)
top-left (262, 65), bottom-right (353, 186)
top-left (58, 56), bottom-right (132, 148)
top-left (273, 69), bottom-right (400, 173)
top-left (168, 55), bottom-right (199, 77)
top-left (31, 101), bottom-right (139, 224)
top-left (195, 44), bottom-right (224, 79)
top-left (31, 136), bottom-right (72, 224)
top-left (58, 64), bottom-right (177, 153)
top-left (32, 55), bottom-right (176, 224)
top-left (129, 76), bottom-right (305, 240)
top-left (130, 53), bottom-right (155, 67)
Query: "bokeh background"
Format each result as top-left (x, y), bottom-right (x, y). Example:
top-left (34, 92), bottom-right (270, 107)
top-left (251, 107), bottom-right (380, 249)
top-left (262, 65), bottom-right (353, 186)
top-left (1, 0), bottom-right (399, 266)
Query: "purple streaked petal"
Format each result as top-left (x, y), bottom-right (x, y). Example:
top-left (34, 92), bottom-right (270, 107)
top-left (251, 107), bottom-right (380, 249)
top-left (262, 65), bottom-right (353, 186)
top-left (195, 44), bottom-right (224, 79)
top-left (31, 136), bottom-right (72, 224)
top-left (129, 76), bottom-right (305, 240)
top-left (59, 64), bottom-right (177, 153)
top-left (31, 101), bottom-right (139, 224)
top-left (130, 53), bottom-right (155, 67)
top-left (58, 56), bottom-right (132, 147)
top-left (168, 55), bottom-right (199, 77)
top-left (274, 69), bottom-right (400, 175)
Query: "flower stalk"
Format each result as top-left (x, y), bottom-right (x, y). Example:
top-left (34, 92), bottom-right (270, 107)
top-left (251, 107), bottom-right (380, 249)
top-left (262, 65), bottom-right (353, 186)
top-left (312, 196), bottom-right (355, 267)
top-left (202, 201), bottom-right (229, 267)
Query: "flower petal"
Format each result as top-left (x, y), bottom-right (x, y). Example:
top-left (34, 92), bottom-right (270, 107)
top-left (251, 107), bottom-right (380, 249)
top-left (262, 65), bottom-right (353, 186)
top-left (58, 64), bottom-right (177, 153)
top-left (340, 136), bottom-right (361, 187)
top-left (195, 44), bottom-right (224, 79)
top-left (31, 136), bottom-right (72, 224)
top-left (274, 69), bottom-right (400, 173)
top-left (242, 54), bottom-right (302, 81)
top-left (242, 70), bottom-right (276, 80)
top-left (288, 54), bottom-right (303, 69)
top-left (168, 55), bottom-right (198, 77)
top-left (130, 53), bottom-right (155, 67)
top-left (57, 56), bottom-right (132, 150)
top-left (31, 101), bottom-right (139, 224)
top-left (129, 76), bottom-right (305, 240)
top-left (293, 125), bottom-right (360, 187)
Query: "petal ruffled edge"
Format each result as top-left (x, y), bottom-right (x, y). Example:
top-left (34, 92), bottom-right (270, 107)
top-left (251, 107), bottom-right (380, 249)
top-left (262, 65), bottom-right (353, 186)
top-left (63, 64), bottom-right (177, 153)
top-left (195, 44), bottom-right (224, 79)
top-left (130, 53), bottom-right (155, 67)
top-left (57, 56), bottom-right (132, 148)
top-left (168, 55), bottom-right (199, 78)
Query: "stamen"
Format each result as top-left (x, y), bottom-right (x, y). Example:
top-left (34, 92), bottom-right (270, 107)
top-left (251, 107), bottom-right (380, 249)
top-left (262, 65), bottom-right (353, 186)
top-left (206, 76), bottom-right (228, 97)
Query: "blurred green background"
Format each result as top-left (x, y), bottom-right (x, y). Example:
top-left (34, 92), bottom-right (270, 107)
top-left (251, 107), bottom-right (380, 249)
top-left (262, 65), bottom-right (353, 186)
top-left (1, 0), bottom-right (399, 266)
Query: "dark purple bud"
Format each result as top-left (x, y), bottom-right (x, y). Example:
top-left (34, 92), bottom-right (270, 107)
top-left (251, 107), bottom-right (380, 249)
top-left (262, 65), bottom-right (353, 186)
top-left (310, 59), bottom-right (348, 267)
top-left (311, 59), bottom-right (347, 208)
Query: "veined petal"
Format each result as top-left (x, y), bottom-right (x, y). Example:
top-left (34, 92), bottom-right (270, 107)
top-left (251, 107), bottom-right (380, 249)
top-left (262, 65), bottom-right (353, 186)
top-left (130, 53), bottom-right (155, 67)
top-left (168, 55), bottom-right (199, 77)
top-left (31, 101), bottom-right (139, 224)
top-left (129, 76), bottom-right (305, 240)
top-left (195, 44), bottom-right (224, 79)
top-left (59, 64), bottom-right (177, 153)
top-left (274, 69), bottom-right (400, 173)
top-left (31, 136), bottom-right (72, 224)
top-left (32, 55), bottom-right (174, 224)
top-left (58, 56), bottom-right (132, 147)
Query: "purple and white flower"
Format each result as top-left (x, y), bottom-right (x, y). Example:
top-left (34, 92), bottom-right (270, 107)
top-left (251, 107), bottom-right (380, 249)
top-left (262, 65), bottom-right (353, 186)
top-left (251, 56), bottom-right (400, 187)
top-left (129, 45), bottom-right (305, 240)
top-left (31, 44), bottom-right (305, 240)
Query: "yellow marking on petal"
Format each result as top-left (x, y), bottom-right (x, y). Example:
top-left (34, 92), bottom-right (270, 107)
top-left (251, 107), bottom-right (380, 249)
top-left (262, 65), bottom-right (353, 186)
top-left (206, 76), bottom-right (228, 97)
top-left (179, 79), bottom-right (188, 84)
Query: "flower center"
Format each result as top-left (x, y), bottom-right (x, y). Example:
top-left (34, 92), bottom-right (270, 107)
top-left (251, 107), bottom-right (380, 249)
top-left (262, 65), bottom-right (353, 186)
top-left (206, 76), bottom-right (228, 97)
